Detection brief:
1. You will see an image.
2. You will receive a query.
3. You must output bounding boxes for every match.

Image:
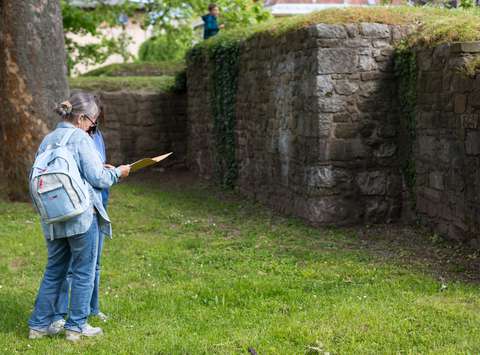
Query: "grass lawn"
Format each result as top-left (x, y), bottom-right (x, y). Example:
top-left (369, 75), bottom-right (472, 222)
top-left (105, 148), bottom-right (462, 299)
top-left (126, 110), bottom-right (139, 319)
top-left (0, 171), bottom-right (479, 354)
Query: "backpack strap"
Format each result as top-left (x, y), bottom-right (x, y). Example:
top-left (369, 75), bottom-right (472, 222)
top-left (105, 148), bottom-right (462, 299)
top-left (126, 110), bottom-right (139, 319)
top-left (59, 128), bottom-right (78, 147)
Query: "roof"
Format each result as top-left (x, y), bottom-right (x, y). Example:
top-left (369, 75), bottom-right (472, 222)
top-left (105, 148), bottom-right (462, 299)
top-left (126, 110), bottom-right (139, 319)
top-left (264, 0), bottom-right (378, 15)
top-left (70, 0), bottom-right (145, 8)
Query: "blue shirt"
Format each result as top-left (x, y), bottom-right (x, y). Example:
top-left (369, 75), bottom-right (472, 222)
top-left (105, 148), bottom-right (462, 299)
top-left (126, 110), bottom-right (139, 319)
top-left (91, 130), bottom-right (110, 208)
top-left (202, 14), bottom-right (219, 39)
top-left (36, 122), bottom-right (121, 239)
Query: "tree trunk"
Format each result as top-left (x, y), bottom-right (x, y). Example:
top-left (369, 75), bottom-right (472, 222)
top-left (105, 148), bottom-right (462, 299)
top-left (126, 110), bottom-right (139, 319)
top-left (0, 0), bottom-right (69, 200)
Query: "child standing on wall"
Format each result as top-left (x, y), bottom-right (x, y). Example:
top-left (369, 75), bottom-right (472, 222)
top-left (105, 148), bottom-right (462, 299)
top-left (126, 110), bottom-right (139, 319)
top-left (202, 3), bottom-right (224, 40)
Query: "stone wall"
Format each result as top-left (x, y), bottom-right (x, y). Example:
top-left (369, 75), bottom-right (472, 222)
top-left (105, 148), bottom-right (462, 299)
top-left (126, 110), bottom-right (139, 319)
top-left (93, 91), bottom-right (187, 166)
top-left (415, 42), bottom-right (480, 246)
top-left (187, 24), bottom-right (411, 226)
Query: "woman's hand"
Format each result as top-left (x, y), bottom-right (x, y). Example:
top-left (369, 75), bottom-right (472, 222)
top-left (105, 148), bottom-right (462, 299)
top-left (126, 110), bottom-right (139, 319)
top-left (117, 165), bottom-right (131, 178)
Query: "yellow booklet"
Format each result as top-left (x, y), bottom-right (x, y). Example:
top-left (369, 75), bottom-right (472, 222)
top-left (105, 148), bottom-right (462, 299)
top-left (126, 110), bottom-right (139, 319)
top-left (129, 152), bottom-right (173, 173)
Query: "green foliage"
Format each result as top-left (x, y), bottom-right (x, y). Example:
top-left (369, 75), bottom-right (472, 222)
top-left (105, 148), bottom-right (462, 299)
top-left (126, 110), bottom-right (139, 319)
top-left (172, 69), bottom-right (187, 93)
top-left (394, 45), bottom-right (417, 207)
top-left (138, 35), bottom-right (189, 62)
top-left (459, 0), bottom-right (475, 9)
top-left (61, 0), bottom-right (137, 75)
top-left (209, 39), bottom-right (241, 188)
top-left (141, 0), bottom-right (271, 63)
top-left (460, 56), bottom-right (480, 77)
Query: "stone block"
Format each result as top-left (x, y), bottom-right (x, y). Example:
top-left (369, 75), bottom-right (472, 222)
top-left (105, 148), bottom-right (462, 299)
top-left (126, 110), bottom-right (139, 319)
top-left (454, 94), bottom-right (467, 114)
top-left (450, 41), bottom-right (480, 53)
top-left (304, 165), bottom-right (351, 190)
top-left (429, 171), bottom-right (444, 190)
top-left (334, 80), bottom-right (359, 95)
top-left (359, 23), bottom-right (391, 38)
top-left (355, 170), bottom-right (387, 195)
top-left (311, 24), bottom-right (348, 39)
top-left (373, 142), bottom-right (397, 158)
top-left (317, 49), bottom-right (358, 74)
top-left (357, 55), bottom-right (378, 71)
top-left (316, 75), bottom-right (335, 95)
top-left (466, 131), bottom-right (480, 155)
top-left (334, 123), bottom-right (359, 139)
top-left (378, 124), bottom-right (396, 138)
top-left (327, 139), bottom-right (369, 161)
top-left (318, 96), bottom-right (347, 113)
top-left (303, 196), bottom-right (358, 225)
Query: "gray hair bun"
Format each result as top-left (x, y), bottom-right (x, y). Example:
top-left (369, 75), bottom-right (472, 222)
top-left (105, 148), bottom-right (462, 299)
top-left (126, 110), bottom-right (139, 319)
top-left (54, 101), bottom-right (73, 117)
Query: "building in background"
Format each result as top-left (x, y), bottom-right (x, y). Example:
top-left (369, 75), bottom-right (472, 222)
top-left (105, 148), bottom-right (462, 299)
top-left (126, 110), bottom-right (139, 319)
top-left (264, 0), bottom-right (378, 16)
top-left (69, 1), bottom-right (152, 75)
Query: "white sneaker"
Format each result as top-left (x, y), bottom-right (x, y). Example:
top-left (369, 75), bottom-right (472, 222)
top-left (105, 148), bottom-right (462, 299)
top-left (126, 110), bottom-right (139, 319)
top-left (65, 324), bottom-right (103, 342)
top-left (95, 311), bottom-right (108, 323)
top-left (28, 328), bottom-right (49, 339)
top-left (48, 319), bottom-right (66, 335)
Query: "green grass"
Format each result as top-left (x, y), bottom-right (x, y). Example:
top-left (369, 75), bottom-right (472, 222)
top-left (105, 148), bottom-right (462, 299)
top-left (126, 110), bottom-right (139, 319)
top-left (1, 175), bottom-right (480, 354)
top-left (69, 76), bottom-right (175, 92)
top-left (82, 61), bottom-right (185, 78)
top-left (189, 6), bottom-right (480, 60)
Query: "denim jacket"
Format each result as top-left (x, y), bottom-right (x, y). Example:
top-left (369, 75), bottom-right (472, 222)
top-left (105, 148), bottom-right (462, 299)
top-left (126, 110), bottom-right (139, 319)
top-left (35, 121), bottom-right (121, 240)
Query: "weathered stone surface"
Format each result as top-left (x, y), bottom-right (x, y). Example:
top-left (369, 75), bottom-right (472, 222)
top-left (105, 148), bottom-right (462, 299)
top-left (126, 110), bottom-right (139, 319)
top-left (335, 80), bottom-right (359, 95)
top-left (334, 123), bottom-right (359, 139)
top-left (317, 49), bottom-right (358, 74)
top-left (454, 94), bottom-right (467, 113)
top-left (415, 40), bottom-right (480, 243)
top-left (94, 91), bottom-right (187, 165)
top-left (355, 171), bottom-right (387, 195)
top-left (359, 23), bottom-right (391, 38)
top-left (450, 41), bottom-right (480, 53)
top-left (187, 23), bottom-right (407, 227)
top-left (465, 131), bottom-right (480, 155)
top-left (312, 24), bottom-right (348, 39)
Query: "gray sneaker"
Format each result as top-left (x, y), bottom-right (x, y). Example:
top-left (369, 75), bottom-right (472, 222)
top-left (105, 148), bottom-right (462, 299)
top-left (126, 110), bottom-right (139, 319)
top-left (65, 324), bottom-right (103, 342)
top-left (48, 319), bottom-right (66, 335)
top-left (28, 321), bottom-right (65, 339)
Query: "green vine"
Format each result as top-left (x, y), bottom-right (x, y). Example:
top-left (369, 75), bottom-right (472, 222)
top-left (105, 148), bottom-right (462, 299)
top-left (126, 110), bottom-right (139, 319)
top-left (208, 40), bottom-right (241, 188)
top-left (394, 44), bottom-right (417, 207)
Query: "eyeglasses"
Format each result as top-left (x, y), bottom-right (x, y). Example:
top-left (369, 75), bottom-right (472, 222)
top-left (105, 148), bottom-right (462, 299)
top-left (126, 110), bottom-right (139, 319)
top-left (84, 114), bottom-right (98, 134)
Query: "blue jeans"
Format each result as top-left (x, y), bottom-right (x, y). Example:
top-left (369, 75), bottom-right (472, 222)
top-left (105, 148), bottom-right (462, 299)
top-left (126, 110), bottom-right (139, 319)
top-left (55, 190), bottom-right (109, 318)
top-left (28, 216), bottom-right (99, 332)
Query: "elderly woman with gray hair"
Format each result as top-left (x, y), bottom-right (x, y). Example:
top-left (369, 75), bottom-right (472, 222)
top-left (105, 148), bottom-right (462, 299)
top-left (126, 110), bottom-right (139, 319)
top-left (27, 92), bottom-right (130, 341)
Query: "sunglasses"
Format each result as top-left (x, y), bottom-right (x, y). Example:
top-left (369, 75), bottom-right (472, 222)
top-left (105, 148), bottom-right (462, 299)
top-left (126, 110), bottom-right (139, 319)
top-left (84, 114), bottom-right (98, 135)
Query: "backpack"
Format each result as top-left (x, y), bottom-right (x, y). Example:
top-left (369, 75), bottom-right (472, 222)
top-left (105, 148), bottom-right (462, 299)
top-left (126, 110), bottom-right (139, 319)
top-left (29, 128), bottom-right (91, 238)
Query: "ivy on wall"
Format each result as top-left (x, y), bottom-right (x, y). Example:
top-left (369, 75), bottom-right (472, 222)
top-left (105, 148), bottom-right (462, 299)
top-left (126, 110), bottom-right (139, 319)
top-left (187, 39), bottom-right (241, 188)
top-left (209, 41), bottom-right (241, 188)
top-left (394, 44), bottom-right (417, 207)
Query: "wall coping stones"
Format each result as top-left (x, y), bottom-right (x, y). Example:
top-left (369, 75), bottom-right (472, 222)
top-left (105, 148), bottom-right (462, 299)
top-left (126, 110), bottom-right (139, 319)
top-left (450, 41), bottom-right (480, 53)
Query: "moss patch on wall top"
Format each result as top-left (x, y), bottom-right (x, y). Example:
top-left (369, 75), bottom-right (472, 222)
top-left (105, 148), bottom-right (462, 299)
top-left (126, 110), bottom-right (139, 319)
top-left (189, 6), bottom-right (480, 59)
top-left (69, 76), bottom-right (175, 92)
top-left (82, 61), bottom-right (185, 78)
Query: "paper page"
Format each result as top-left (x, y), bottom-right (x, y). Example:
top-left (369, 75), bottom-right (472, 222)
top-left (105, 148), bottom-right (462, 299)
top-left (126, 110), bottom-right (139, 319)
top-left (129, 152), bottom-right (173, 173)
